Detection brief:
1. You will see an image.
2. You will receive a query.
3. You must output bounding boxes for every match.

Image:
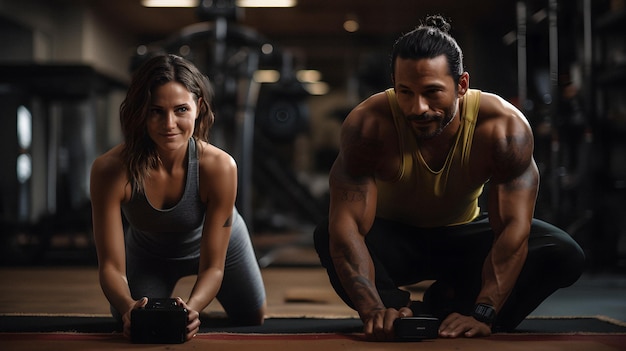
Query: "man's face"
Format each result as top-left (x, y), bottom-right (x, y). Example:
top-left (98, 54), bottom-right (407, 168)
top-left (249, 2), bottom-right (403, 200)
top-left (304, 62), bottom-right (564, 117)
top-left (393, 55), bottom-right (461, 140)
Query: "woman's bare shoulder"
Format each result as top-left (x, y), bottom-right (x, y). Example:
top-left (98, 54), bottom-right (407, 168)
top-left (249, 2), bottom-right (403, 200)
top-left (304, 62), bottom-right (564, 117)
top-left (196, 140), bottom-right (237, 176)
top-left (90, 144), bottom-right (129, 202)
top-left (91, 144), bottom-right (126, 177)
top-left (195, 140), bottom-right (238, 204)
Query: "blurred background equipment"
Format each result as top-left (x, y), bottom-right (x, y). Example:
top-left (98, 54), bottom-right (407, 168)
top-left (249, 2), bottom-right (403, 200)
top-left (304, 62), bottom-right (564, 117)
top-left (0, 0), bottom-right (624, 270)
top-left (0, 64), bottom-right (126, 264)
top-left (128, 0), bottom-right (324, 235)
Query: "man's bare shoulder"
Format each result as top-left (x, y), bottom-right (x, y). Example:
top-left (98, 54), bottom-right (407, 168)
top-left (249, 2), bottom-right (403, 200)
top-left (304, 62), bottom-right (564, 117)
top-left (475, 92), bottom-right (531, 133)
top-left (474, 92), bottom-right (535, 183)
top-left (343, 92), bottom-right (393, 133)
top-left (335, 91), bottom-right (399, 180)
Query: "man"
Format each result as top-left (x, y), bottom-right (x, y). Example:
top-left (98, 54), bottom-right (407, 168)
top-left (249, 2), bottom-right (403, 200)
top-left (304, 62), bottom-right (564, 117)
top-left (314, 15), bottom-right (585, 341)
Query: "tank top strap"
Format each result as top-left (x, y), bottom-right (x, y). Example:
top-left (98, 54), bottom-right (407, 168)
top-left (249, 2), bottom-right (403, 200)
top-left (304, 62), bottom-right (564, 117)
top-left (459, 89), bottom-right (481, 166)
top-left (187, 137), bottom-right (199, 196)
top-left (385, 88), bottom-right (408, 182)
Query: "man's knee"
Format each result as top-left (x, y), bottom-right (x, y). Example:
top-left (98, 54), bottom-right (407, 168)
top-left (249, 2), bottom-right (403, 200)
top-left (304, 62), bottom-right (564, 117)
top-left (538, 231), bottom-right (586, 287)
top-left (313, 218), bottom-right (330, 257)
top-left (530, 221), bottom-right (586, 286)
top-left (559, 237), bottom-right (586, 287)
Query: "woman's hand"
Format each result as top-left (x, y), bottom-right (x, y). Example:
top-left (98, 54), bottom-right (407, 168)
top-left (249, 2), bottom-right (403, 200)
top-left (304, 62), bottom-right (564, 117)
top-left (122, 297), bottom-right (148, 339)
top-left (177, 297), bottom-right (201, 341)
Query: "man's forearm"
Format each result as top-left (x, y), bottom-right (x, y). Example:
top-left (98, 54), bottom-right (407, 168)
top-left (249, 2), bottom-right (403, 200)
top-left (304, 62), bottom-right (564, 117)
top-left (330, 244), bottom-right (385, 319)
top-left (477, 237), bottom-right (528, 312)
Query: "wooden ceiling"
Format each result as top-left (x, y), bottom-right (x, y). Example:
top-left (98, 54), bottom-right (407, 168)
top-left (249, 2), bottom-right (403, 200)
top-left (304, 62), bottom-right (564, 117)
top-left (64, 0), bottom-right (520, 86)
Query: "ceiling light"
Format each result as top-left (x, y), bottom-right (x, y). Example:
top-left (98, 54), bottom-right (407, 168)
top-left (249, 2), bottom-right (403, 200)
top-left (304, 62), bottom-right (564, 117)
top-left (142, 0), bottom-right (297, 7)
top-left (141, 0), bottom-right (197, 7)
top-left (304, 82), bottom-right (330, 96)
top-left (253, 70), bottom-right (280, 83)
top-left (343, 13), bottom-right (359, 33)
top-left (261, 43), bottom-right (274, 55)
top-left (296, 70), bottom-right (322, 83)
top-left (343, 19), bottom-right (359, 33)
top-left (236, 0), bottom-right (297, 7)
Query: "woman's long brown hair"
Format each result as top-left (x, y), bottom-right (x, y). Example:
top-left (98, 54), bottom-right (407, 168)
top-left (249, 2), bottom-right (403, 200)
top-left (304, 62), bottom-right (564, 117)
top-left (119, 54), bottom-right (215, 194)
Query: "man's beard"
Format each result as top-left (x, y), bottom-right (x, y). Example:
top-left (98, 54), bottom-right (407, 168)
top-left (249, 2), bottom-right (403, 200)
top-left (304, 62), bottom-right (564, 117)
top-left (407, 108), bottom-right (456, 140)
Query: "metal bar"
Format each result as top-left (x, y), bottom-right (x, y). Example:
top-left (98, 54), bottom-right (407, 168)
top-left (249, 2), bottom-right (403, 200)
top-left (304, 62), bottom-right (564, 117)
top-left (517, 1), bottom-right (528, 113)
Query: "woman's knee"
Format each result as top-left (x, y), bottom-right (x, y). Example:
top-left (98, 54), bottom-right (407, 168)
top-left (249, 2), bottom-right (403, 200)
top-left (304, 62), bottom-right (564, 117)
top-left (228, 300), bottom-right (266, 326)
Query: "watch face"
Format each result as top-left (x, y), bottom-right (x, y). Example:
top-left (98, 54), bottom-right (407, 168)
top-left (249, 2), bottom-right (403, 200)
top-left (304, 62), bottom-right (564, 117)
top-left (472, 303), bottom-right (495, 324)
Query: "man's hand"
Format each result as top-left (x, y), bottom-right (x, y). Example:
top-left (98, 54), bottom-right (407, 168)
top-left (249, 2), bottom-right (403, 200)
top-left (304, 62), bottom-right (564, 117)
top-left (176, 297), bottom-right (201, 341)
top-left (363, 307), bottom-right (413, 341)
top-left (438, 312), bottom-right (491, 338)
top-left (122, 297), bottom-right (148, 339)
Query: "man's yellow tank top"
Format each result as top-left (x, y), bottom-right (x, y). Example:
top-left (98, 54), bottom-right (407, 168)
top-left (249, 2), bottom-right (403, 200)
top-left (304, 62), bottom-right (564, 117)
top-left (375, 88), bottom-right (484, 227)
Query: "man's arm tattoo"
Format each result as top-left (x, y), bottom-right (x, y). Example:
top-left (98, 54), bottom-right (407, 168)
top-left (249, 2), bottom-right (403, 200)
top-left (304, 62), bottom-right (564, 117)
top-left (339, 188), bottom-right (367, 202)
top-left (493, 134), bottom-right (534, 184)
top-left (334, 252), bottom-right (382, 311)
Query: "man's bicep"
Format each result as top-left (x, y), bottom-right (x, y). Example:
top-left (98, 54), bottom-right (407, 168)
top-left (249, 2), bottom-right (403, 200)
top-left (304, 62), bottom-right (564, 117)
top-left (489, 119), bottom-right (538, 208)
top-left (489, 125), bottom-right (535, 183)
top-left (487, 160), bottom-right (539, 235)
top-left (329, 159), bottom-right (377, 236)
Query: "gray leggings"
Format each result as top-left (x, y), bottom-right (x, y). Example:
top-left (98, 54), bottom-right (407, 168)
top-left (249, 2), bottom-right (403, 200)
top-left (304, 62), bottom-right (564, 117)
top-left (113, 212), bottom-right (266, 324)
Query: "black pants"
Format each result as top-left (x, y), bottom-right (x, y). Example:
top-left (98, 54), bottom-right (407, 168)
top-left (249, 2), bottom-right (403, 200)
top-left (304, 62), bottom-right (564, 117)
top-left (313, 215), bottom-right (585, 331)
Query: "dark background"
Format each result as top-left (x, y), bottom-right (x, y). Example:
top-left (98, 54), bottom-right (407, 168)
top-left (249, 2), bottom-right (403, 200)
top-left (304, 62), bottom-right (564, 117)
top-left (0, 0), bottom-right (624, 272)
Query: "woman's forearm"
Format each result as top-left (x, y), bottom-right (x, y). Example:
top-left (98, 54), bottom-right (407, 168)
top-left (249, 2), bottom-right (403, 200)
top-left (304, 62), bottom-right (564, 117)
top-left (186, 267), bottom-right (224, 312)
top-left (99, 266), bottom-right (136, 315)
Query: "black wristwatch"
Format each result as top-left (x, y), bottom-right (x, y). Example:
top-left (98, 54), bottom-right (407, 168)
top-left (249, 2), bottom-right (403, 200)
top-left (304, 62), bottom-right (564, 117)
top-left (471, 303), bottom-right (496, 326)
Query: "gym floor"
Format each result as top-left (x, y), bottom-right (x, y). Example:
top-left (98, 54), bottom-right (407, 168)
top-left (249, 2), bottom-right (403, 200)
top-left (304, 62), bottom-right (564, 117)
top-left (0, 229), bottom-right (625, 324)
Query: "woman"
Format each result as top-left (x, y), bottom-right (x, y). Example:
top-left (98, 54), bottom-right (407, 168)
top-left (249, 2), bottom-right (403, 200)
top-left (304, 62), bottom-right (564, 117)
top-left (90, 54), bottom-right (266, 341)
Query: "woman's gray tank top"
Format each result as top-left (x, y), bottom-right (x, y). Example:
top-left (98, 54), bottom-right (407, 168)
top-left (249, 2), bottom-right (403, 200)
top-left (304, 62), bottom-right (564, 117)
top-left (121, 138), bottom-right (204, 259)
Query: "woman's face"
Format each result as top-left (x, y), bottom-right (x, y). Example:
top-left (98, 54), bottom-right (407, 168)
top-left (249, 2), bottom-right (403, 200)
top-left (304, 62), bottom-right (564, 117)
top-left (146, 81), bottom-right (200, 154)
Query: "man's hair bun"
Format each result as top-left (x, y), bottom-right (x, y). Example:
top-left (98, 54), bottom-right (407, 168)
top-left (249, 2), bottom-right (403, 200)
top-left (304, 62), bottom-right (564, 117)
top-left (424, 15), bottom-right (451, 33)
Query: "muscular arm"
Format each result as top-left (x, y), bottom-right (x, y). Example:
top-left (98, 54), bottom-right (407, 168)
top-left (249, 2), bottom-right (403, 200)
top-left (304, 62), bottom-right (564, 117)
top-left (439, 94), bottom-right (538, 339)
top-left (328, 154), bottom-right (383, 319)
top-left (480, 145), bottom-right (537, 312)
top-left (186, 148), bottom-right (238, 314)
top-left (328, 102), bottom-right (411, 340)
top-left (479, 96), bottom-right (538, 313)
top-left (90, 150), bottom-right (139, 332)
